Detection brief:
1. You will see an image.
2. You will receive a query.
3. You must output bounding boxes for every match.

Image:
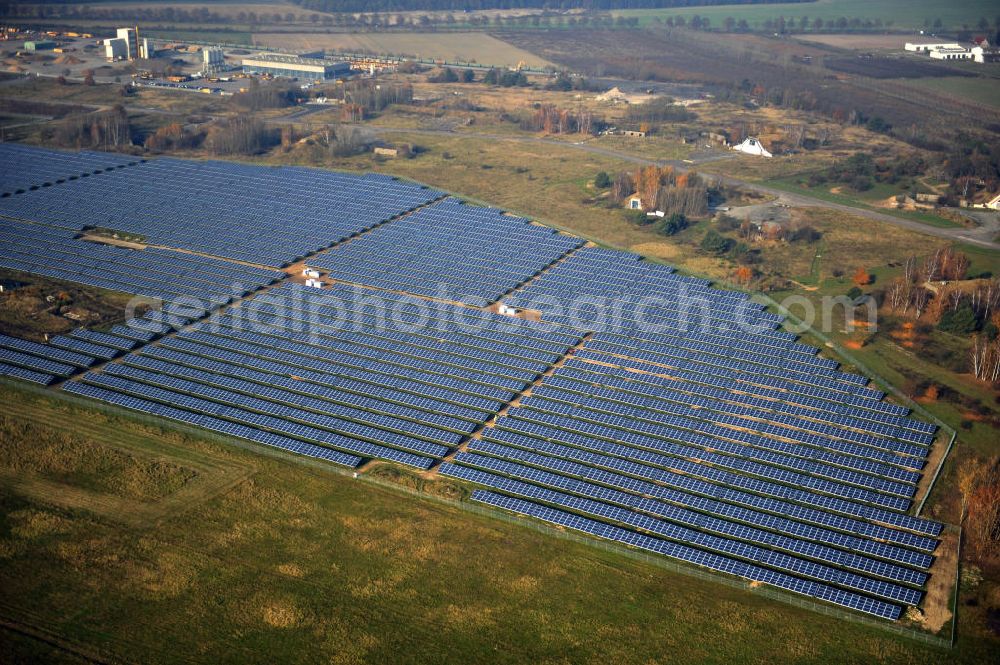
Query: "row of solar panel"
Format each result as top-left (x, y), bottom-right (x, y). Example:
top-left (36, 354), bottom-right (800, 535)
top-left (446, 452), bottom-right (932, 568)
top-left (0, 143), bottom-right (140, 197)
top-left (0, 219), bottom-right (280, 304)
top-left (554, 363), bottom-right (933, 447)
top-left (471, 490), bottom-right (903, 620)
top-left (2, 231), bottom-right (283, 290)
top-left (476, 423), bottom-right (941, 538)
top-left (120, 353), bottom-right (485, 434)
top-left (147, 338), bottom-right (512, 413)
top-left (62, 380), bottom-right (364, 468)
top-left (531, 378), bottom-right (924, 482)
top-left (233, 297), bottom-right (569, 366)
top-left (596, 328), bottom-right (838, 375)
top-left (100, 362), bottom-right (465, 447)
top-left (443, 462), bottom-right (926, 590)
top-left (599, 323), bottom-right (820, 359)
top-left (185, 321), bottom-right (541, 390)
top-left (158, 333), bottom-right (519, 404)
top-left (305, 200), bottom-right (585, 306)
top-left (125, 350), bottom-right (492, 424)
top-left (72, 372), bottom-right (440, 469)
top-left (504, 271), bottom-right (751, 318)
top-left (504, 254), bottom-right (752, 310)
top-left (0, 221), bottom-right (282, 286)
top-left (561, 360), bottom-right (913, 437)
top-left (0, 150), bottom-right (444, 266)
top-left (539, 372), bottom-right (930, 460)
top-left (584, 340), bottom-right (871, 400)
top-left (286, 282), bottom-right (582, 348)
top-left (0, 333), bottom-right (102, 381)
top-left (253, 291), bottom-right (578, 356)
top-left (577, 349), bottom-right (884, 409)
top-left (513, 282), bottom-right (784, 333)
top-left (505, 404), bottom-right (914, 510)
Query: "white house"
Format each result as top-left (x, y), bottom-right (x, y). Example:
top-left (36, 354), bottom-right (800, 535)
top-left (732, 137), bottom-right (772, 158)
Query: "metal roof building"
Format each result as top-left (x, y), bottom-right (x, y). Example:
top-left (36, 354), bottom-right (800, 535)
top-left (241, 54), bottom-right (351, 81)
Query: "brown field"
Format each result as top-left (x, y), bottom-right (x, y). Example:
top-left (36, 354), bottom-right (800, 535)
top-left (795, 34), bottom-right (908, 50)
top-left (252, 32), bottom-right (553, 68)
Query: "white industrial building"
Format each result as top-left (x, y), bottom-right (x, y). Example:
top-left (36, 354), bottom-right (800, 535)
top-left (732, 137), bottom-right (772, 158)
top-left (904, 42), bottom-right (963, 52)
top-left (903, 40), bottom-right (996, 63)
top-left (929, 46), bottom-right (973, 61)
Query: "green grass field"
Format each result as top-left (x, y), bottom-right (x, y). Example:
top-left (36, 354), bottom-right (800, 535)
top-left (2, 380), bottom-right (998, 663)
top-left (616, 0), bottom-right (998, 32)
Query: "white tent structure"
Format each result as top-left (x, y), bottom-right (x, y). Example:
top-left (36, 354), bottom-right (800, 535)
top-left (732, 137), bottom-right (772, 158)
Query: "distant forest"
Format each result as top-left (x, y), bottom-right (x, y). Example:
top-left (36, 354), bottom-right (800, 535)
top-left (288, 1), bottom-right (811, 12)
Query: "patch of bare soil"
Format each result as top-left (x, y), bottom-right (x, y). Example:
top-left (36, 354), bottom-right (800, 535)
top-left (919, 528), bottom-right (958, 634)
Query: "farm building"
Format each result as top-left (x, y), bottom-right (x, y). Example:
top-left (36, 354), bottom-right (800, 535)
top-left (987, 193), bottom-right (1000, 210)
top-left (626, 194), bottom-right (644, 210)
top-left (242, 54), bottom-right (351, 81)
top-left (732, 137), bottom-right (772, 158)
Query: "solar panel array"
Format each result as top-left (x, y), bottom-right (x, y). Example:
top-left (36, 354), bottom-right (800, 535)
top-left (0, 148), bottom-right (946, 622)
top-left (60, 283), bottom-right (582, 470)
top-left (415, 246), bottom-right (944, 620)
top-left (0, 149), bottom-right (444, 266)
top-left (0, 143), bottom-right (140, 197)
top-left (307, 198), bottom-right (585, 306)
top-left (0, 218), bottom-right (283, 305)
top-left (0, 332), bottom-right (104, 385)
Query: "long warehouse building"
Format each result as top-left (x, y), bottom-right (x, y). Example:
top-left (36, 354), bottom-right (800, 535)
top-left (241, 54), bottom-right (351, 81)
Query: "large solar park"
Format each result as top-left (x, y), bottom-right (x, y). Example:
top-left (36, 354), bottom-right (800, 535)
top-left (0, 144), bottom-right (946, 623)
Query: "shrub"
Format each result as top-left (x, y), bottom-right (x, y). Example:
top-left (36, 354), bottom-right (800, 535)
top-left (700, 229), bottom-right (732, 254)
top-left (938, 302), bottom-right (979, 334)
top-left (788, 224), bottom-right (821, 243)
top-left (656, 212), bottom-right (689, 236)
top-left (850, 175), bottom-right (873, 192)
top-left (715, 214), bottom-right (740, 231)
top-left (594, 171), bottom-right (612, 189)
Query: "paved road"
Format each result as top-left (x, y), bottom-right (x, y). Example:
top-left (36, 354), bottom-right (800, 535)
top-left (355, 124), bottom-right (1000, 250)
